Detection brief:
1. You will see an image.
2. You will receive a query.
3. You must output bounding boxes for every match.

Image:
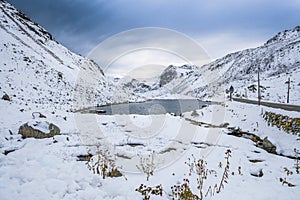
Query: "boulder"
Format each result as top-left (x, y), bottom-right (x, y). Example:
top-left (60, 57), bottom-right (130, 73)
top-left (108, 169), bottom-right (123, 178)
top-left (257, 137), bottom-right (277, 154)
top-left (250, 169), bottom-right (264, 177)
top-left (2, 93), bottom-right (10, 101)
top-left (191, 110), bottom-right (199, 117)
top-left (19, 121), bottom-right (60, 139)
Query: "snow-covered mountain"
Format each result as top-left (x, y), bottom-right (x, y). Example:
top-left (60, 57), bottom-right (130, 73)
top-left (0, 0), bottom-right (113, 111)
top-left (107, 77), bottom-right (152, 102)
top-left (1, 2), bottom-right (300, 199)
top-left (150, 26), bottom-right (300, 103)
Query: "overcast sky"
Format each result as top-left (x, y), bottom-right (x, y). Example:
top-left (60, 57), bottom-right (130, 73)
top-left (6, 0), bottom-right (300, 78)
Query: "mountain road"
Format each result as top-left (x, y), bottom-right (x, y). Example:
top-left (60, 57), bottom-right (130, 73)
top-left (232, 98), bottom-right (300, 112)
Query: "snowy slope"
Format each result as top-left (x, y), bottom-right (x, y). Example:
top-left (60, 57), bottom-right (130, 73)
top-left (149, 27), bottom-right (300, 103)
top-left (0, 1), bottom-right (113, 111)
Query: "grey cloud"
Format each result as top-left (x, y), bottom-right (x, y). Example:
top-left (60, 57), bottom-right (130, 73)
top-left (6, 0), bottom-right (300, 55)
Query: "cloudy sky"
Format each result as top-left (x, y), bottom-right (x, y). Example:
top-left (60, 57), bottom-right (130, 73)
top-left (6, 0), bottom-right (300, 78)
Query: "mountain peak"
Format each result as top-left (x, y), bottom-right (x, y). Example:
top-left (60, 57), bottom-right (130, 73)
top-left (265, 26), bottom-right (300, 45)
top-left (0, 0), bottom-right (55, 43)
top-left (151, 25), bottom-right (300, 102)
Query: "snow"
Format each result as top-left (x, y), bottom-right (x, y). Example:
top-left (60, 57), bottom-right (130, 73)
top-left (0, 0), bottom-right (300, 199)
top-left (27, 121), bottom-right (51, 134)
top-left (1, 97), bottom-right (300, 199)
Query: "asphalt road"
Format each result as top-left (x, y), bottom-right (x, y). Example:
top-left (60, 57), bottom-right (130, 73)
top-left (232, 98), bottom-right (300, 112)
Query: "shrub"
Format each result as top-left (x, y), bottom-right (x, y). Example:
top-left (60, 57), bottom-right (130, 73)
top-left (136, 151), bottom-right (156, 181)
top-left (171, 178), bottom-right (199, 200)
top-left (86, 147), bottom-right (122, 179)
top-left (172, 149), bottom-right (232, 200)
top-left (136, 184), bottom-right (163, 200)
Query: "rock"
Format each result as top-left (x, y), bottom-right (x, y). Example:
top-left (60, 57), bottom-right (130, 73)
top-left (159, 65), bottom-right (177, 87)
top-left (108, 169), bottom-right (123, 178)
top-left (263, 111), bottom-right (300, 135)
top-left (32, 112), bottom-right (47, 119)
top-left (257, 137), bottom-right (277, 154)
top-left (49, 123), bottom-right (60, 135)
top-left (77, 154), bottom-right (93, 162)
top-left (250, 169), bottom-right (264, 177)
top-left (2, 93), bottom-right (10, 101)
top-left (18, 121), bottom-right (60, 139)
top-left (191, 110), bottom-right (199, 117)
top-left (220, 122), bottom-right (230, 128)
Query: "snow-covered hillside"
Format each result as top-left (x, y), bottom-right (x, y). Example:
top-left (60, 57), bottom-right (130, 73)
top-left (149, 27), bottom-right (300, 103)
top-left (0, 0), bottom-right (113, 111)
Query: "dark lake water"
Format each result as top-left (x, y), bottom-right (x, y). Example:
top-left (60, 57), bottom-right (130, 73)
top-left (96, 99), bottom-right (211, 115)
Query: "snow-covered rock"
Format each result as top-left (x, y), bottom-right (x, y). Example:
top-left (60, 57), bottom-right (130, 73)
top-left (19, 121), bottom-right (60, 139)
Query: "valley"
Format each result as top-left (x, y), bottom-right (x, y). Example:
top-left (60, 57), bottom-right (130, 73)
top-left (0, 1), bottom-right (299, 199)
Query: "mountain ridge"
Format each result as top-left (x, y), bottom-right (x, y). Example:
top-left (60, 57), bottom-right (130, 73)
top-left (146, 25), bottom-right (300, 103)
top-left (0, 0), bottom-right (111, 111)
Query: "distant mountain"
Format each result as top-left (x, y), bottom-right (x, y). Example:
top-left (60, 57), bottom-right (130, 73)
top-left (0, 0), bottom-right (113, 110)
top-left (150, 26), bottom-right (300, 103)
